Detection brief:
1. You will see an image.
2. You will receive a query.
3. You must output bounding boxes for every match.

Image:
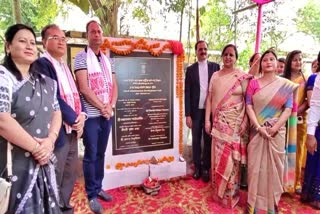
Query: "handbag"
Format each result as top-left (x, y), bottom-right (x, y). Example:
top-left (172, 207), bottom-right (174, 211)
top-left (0, 142), bottom-right (12, 214)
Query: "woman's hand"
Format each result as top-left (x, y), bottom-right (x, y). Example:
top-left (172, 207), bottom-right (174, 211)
top-left (32, 144), bottom-right (50, 165)
top-left (205, 121), bottom-right (211, 135)
top-left (258, 126), bottom-right (272, 140)
top-left (267, 126), bottom-right (278, 137)
top-left (306, 134), bottom-right (317, 155)
top-left (33, 137), bottom-right (54, 165)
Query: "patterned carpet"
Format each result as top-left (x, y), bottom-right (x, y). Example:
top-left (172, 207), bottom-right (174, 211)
top-left (70, 176), bottom-right (320, 214)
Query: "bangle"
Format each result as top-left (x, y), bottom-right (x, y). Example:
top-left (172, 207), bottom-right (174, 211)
top-left (31, 142), bottom-right (40, 154)
top-left (51, 130), bottom-right (59, 138)
top-left (49, 131), bottom-right (59, 140)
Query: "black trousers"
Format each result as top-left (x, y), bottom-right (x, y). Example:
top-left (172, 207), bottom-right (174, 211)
top-left (191, 109), bottom-right (211, 170)
top-left (54, 132), bottom-right (78, 210)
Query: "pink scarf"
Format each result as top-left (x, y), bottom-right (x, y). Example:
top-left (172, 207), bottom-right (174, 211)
top-left (43, 52), bottom-right (82, 133)
top-left (86, 47), bottom-right (113, 104)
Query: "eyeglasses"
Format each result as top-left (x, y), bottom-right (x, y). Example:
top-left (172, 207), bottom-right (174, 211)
top-left (47, 36), bottom-right (68, 43)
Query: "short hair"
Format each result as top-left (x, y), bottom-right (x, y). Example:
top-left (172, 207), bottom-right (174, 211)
top-left (221, 44), bottom-right (238, 60)
top-left (86, 20), bottom-right (102, 33)
top-left (194, 40), bottom-right (208, 51)
top-left (278, 57), bottom-right (285, 63)
top-left (41, 24), bottom-right (59, 40)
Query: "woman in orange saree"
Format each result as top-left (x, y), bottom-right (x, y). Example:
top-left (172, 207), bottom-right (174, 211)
top-left (246, 49), bottom-right (298, 213)
top-left (205, 44), bottom-right (252, 208)
top-left (283, 50), bottom-right (309, 194)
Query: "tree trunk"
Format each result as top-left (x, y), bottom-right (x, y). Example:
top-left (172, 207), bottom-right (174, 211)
top-left (179, 7), bottom-right (184, 41)
top-left (88, 0), bottom-right (120, 37)
top-left (12, 0), bottom-right (22, 23)
top-left (196, 0), bottom-right (200, 41)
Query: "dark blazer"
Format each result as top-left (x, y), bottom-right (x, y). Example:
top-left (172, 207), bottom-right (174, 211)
top-left (33, 57), bottom-right (86, 148)
top-left (184, 61), bottom-right (220, 119)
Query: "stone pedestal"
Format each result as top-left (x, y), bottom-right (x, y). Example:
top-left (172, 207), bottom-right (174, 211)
top-left (102, 160), bottom-right (186, 190)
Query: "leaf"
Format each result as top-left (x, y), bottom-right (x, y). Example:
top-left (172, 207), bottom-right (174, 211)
top-left (65, 0), bottom-right (90, 14)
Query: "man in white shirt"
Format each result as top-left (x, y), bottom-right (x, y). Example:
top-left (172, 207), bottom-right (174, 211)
top-left (184, 40), bottom-right (220, 182)
top-left (303, 52), bottom-right (320, 207)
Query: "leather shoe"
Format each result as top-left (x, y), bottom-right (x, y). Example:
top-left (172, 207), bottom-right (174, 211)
top-left (89, 198), bottom-right (102, 214)
top-left (61, 206), bottom-right (74, 214)
top-left (202, 170), bottom-right (210, 182)
top-left (192, 168), bottom-right (201, 180)
top-left (98, 190), bottom-right (113, 202)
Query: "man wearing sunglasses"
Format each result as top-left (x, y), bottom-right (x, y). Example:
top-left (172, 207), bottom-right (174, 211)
top-left (34, 24), bottom-right (87, 213)
top-left (185, 40), bottom-right (220, 182)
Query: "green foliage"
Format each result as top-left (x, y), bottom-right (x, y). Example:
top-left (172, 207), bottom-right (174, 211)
top-left (0, 0), bottom-right (59, 59)
top-left (199, 0), bottom-right (233, 51)
top-left (164, 0), bottom-right (188, 13)
top-left (132, 6), bottom-right (150, 24)
top-left (0, 0), bottom-right (59, 32)
top-left (66, 0), bottom-right (90, 13)
top-left (296, 0), bottom-right (320, 42)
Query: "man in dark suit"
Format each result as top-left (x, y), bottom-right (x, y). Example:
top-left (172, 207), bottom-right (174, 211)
top-left (34, 24), bottom-right (87, 213)
top-left (184, 40), bottom-right (220, 182)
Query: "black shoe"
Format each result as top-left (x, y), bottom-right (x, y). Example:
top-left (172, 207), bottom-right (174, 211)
top-left (240, 184), bottom-right (248, 190)
top-left (61, 206), bottom-right (74, 214)
top-left (193, 168), bottom-right (201, 180)
top-left (89, 198), bottom-right (102, 214)
top-left (98, 190), bottom-right (113, 202)
top-left (202, 170), bottom-right (210, 183)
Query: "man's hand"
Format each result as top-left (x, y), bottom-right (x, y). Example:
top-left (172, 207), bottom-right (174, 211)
top-left (72, 114), bottom-right (86, 131)
top-left (306, 134), bottom-right (317, 155)
top-left (101, 104), bottom-right (113, 120)
top-left (76, 129), bottom-right (84, 139)
top-left (205, 121), bottom-right (211, 135)
top-left (186, 116), bottom-right (192, 129)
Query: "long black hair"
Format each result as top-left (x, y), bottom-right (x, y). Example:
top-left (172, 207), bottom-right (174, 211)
top-left (283, 50), bottom-right (304, 81)
top-left (3, 24), bottom-right (39, 81)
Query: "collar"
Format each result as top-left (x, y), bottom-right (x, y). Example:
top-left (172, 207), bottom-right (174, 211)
top-left (85, 46), bottom-right (101, 57)
top-left (198, 60), bottom-right (207, 65)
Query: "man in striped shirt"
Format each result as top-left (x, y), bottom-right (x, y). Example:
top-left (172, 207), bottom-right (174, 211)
top-left (74, 20), bottom-right (118, 214)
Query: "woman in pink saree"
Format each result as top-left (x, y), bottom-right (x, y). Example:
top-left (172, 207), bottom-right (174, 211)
top-left (205, 44), bottom-right (252, 208)
top-left (246, 49), bottom-right (298, 213)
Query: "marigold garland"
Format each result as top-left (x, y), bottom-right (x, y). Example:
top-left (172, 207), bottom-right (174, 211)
top-left (176, 54), bottom-right (185, 155)
top-left (100, 38), bottom-right (171, 57)
top-left (100, 38), bottom-right (184, 170)
top-left (114, 156), bottom-right (175, 170)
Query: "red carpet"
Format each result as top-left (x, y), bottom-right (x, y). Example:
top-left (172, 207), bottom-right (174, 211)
top-left (70, 176), bottom-right (320, 213)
